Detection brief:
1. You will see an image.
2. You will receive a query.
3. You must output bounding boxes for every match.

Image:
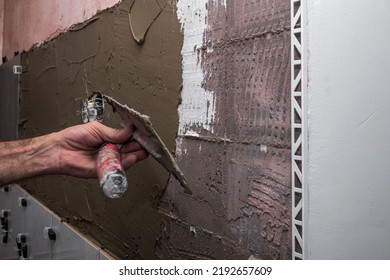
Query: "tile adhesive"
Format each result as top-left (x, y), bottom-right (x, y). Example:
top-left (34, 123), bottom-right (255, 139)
top-left (19, 0), bottom-right (183, 259)
top-left (19, 0), bottom-right (291, 259)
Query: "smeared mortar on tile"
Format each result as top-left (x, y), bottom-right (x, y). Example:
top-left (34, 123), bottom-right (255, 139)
top-left (19, 0), bottom-right (183, 259)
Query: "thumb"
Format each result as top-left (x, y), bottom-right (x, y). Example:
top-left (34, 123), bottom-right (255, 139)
top-left (92, 122), bottom-right (133, 144)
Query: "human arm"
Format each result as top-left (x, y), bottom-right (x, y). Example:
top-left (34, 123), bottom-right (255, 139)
top-left (0, 122), bottom-right (148, 186)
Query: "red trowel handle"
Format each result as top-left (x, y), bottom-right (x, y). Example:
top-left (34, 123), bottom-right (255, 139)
top-left (96, 143), bottom-right (128, 198)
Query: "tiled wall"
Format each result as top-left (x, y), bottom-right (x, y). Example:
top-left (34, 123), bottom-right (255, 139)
top-left (0, 184), bottom-right (112, 260)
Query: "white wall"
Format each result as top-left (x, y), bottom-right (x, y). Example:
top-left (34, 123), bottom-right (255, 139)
top-left (307, 0), bottom-right (390, 259)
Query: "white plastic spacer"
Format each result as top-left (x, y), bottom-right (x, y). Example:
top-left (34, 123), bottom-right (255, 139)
top-left (13, 65), bottom-right (22, 74)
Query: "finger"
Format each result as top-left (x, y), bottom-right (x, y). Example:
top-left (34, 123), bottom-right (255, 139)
top-left (90, 122), bottom-right (134, 144)
top-left (121, 141), bottom-right (143, 153)
top-left (121, 149), bottom-right (149, 170)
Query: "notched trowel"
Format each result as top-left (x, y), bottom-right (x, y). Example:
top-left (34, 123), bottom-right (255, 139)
top-left (102, 94), bottom-right (192, 195)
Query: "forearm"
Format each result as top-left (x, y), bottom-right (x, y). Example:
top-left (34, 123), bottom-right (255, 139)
top-left (0, 133), bottom-right (60, 186)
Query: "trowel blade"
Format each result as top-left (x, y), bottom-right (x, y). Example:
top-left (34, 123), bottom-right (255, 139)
top-left (102, 94), bottom-right (192, 195)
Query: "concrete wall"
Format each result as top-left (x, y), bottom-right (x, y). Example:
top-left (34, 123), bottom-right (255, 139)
top-left (307, 0), bottom-right (390, 259)
top-left (3, 0), bottom-right (292, 259)
top-left (1, 0), bottom-right (120, 61)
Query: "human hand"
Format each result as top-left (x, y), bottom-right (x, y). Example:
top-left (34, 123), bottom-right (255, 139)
top-left (54, 121), bottom-right (148, 178)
